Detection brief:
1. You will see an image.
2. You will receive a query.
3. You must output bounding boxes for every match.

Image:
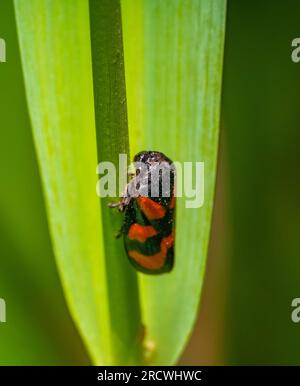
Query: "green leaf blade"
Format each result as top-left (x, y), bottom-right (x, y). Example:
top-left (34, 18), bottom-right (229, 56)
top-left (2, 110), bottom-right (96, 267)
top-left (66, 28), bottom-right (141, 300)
top-left (89, 0), bottom-right (143, 365)
top-left (14, 0), bottom-right (112, 365)
top-left (122, 0), bottom-right (227, 364)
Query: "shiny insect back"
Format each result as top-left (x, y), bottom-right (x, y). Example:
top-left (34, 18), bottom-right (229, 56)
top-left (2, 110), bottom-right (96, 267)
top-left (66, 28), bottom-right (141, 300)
top-left (110, 151), bottom-right (176, 274)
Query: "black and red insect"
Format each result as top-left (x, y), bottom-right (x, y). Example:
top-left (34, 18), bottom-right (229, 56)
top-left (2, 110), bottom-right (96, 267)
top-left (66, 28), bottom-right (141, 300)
top-left (109, 151), bottom-right (176, 274)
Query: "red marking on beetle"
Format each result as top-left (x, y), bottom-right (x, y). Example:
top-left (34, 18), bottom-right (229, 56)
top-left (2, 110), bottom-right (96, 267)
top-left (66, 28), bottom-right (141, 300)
top-left (169, 195), bottom-right (176, 209)
top-left (137, 197), bottom-right (166, 220)
top-left (128, 233), bottom-right (174, 270)
top-left (128, 223), bottom-right (158, 243)
top-left (163, 233), bottom-right (174, 249)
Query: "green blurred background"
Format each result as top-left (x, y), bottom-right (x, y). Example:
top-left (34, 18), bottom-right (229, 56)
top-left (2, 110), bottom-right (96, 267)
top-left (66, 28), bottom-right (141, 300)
top-left (1, 0), bottom-right (300, 365)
